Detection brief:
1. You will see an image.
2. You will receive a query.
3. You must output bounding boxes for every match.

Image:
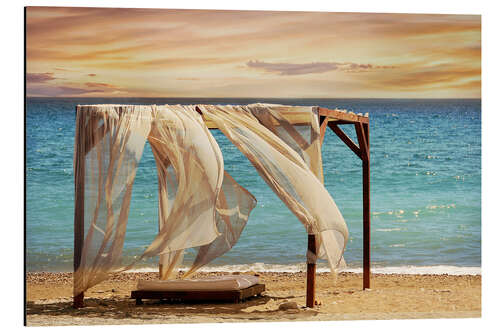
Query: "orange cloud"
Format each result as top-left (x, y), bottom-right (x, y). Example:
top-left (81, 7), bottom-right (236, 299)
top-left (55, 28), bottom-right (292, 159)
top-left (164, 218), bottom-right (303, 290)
top-left (84, 82), bottom-right (119, 89)
top-left (27, 85), bottom-right (106, 96)
top-left (246, 60), bottom-right (397, 75)
top-left (26, 72), bottom-right (56, 83)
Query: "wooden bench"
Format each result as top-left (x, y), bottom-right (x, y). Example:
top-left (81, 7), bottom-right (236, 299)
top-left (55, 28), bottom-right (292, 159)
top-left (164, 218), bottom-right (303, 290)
top-left (131, 283), bottom-right (265, 305)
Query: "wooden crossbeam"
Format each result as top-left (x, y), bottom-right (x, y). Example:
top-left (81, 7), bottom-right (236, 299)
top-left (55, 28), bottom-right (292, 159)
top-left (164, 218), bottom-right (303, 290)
top-left (197, 106), bottom-right (369, 129)
top-left (318, 107), bottom-right (369, 124)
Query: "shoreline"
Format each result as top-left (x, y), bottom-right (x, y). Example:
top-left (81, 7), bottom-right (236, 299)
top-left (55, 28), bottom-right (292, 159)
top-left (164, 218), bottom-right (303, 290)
top-left (26, 264), bottom-right (482, 276)
top-left (26, 271), bottom-right (481, 326)
top-left (130, 264), bottom-right (482, 275)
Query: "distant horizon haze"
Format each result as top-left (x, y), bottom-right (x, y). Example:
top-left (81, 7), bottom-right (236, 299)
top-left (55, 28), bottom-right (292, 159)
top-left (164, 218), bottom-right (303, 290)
top-left (25, 96), bottom-right (482, 100)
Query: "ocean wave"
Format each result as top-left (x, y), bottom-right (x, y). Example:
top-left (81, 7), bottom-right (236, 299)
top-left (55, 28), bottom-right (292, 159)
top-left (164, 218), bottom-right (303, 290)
top-left (372, 204), bottom-right (456, 217)
top-left (426, 204), bottom-right (456, 210)
top-left (128, 263), bottom-right (481, 275)
top-left (375, 228), bottom-right (402, 232)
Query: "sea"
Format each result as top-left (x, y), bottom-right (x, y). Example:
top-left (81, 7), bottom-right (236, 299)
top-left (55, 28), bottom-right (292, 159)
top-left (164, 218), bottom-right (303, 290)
top-left (26, 98), bottom-right (481, 275)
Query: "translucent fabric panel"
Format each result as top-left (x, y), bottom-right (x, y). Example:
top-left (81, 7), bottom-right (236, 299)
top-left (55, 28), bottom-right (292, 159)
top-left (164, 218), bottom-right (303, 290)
top-left (199, 104), bottom-right (348, 271)
top-left (142, 105), bottom-right (223, 262)
top-left (74, 105), bottom-right (152, 296)
top-left (245, 104), bottom-right (344, 266)
top-left (74, 103), bottom-right (348, 296)
top-left (74, 104), bottom-right (257, 294)
top-left (246, 103), bottom-right (323, 182)
top-left (141, 105), bottom-right (257, 279)
top-left (184, 171), bottom-right (257, 278)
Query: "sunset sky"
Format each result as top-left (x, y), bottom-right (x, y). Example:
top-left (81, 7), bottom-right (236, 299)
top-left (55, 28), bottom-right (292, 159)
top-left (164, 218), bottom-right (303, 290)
top-left (26, 7), bottom-right (481, 98)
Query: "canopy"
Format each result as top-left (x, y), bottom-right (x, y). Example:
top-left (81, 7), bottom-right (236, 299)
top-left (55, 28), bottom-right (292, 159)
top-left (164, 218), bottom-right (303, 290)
top-left (73, 103), bottom-right (357, 299)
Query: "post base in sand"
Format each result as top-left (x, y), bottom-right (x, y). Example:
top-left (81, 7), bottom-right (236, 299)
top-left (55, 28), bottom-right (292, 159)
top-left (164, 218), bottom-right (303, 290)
top-left (73, 292), bottom-right (84, 308)
top-left (306, 234), bottom-right (317, 308)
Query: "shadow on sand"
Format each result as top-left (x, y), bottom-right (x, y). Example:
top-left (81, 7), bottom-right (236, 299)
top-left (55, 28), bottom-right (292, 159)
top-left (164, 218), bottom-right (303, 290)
top-left (26, 294), bottom-right (319, 323)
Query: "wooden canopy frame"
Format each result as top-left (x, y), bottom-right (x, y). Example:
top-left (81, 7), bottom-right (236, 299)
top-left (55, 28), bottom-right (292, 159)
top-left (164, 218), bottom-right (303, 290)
top-left (73, 106), bottom-right (370, 308)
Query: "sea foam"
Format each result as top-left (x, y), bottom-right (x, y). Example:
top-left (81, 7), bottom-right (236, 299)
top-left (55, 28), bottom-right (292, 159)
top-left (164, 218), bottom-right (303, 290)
top-left (129, 263), bottom-right (481, 275)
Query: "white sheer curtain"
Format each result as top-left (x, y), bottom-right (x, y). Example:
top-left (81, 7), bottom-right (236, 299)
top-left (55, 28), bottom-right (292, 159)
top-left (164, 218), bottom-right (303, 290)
top-left (199, 104), bottom-right (348, 271)
top-left (74, 105), bottom-right (152, 296)
top-left (73, 104), bottom-right (348, 296)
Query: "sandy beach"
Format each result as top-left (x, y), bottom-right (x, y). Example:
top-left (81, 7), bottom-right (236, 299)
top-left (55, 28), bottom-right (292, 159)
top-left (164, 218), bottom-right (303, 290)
top-left (26, 271), bottom-right (481, 326)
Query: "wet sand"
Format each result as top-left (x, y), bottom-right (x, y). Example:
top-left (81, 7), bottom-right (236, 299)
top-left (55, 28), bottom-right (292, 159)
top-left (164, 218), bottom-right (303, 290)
top-left (26, 271), bottom-right (481, 326)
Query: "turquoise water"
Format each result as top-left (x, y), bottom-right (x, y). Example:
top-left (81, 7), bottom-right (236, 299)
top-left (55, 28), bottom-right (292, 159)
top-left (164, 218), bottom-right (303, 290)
top-left (26, 98), bottom-right (481, 272)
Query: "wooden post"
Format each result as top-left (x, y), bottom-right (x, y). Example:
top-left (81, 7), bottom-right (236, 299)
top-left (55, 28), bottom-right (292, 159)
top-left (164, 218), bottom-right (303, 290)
top-left (354, 121), bottom-right (371, 290)
top-left (159, 224), bottom-right (163, 279)
top-left (306, 233), bottom-right (317, 307)
top-left (304, 110), bottom-right (324, 308)
top-left (319, 116), bottom-right (327, 146)
top-left (362, 123), bottom-right (370, 290)
top-left (73, 107), bottom-right (85, 308)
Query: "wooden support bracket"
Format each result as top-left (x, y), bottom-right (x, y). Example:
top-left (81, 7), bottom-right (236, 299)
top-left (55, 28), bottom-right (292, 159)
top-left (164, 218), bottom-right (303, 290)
top-left (328, 123), bottom-right (363, 160)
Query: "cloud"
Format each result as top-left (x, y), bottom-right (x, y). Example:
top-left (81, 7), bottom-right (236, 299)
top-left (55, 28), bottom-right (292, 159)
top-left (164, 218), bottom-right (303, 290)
top-left (445, 79), bottom-right (481, 91)
top-left (247, 60), bottom-right (339, 75)
top-left (85, 82), bottom-right (118, 89)
top-left (368, 64), bottom-right (481, 91)
top-left (56, 86), bottom-right (105, 95)
top-left (26, 72), bottom-right (56, 83)
top-left (27, 85), bottom-right (105, 96)
top-left (27, 81), bottom-right (124, 96)
top-left (344, 63), bottom-right (396, 73)
top-left (246, 60), bottom-right (395, 75)
top-left (88, 73), bottom-right (96, 77)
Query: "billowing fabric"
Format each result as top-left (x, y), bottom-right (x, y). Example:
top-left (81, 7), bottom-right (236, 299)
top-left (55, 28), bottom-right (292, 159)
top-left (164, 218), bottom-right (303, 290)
top-left (199, 104), bottom-right (348, 271)
top-left (73, 103), bottom-right (348, 296)
top-left (73, 105), bottom-right (255, 295)
top-left (184, 171), bottom-right (256, 278)
top-left (244, 103), bottom-right (345, 266)
top-left (245, 103), bottom-right (324, 182)
top-left (146, 105), bottom-right (256, 280)
top-left (142, 105), bottom-right (225, 281)
top-left (74, 105), bottom-right (152, 296)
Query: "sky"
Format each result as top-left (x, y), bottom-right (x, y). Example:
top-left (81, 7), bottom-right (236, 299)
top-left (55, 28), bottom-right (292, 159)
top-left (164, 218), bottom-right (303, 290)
top-left (26, 7), bottom-right (481, 98)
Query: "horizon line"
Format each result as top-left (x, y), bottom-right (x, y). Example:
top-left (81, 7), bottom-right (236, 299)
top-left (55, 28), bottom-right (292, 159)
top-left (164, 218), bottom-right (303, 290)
top-left (26, 96), bottom-right (482, 100)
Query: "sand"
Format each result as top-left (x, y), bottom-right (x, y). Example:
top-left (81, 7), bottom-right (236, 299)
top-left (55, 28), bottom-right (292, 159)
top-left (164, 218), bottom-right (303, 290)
top-left (25, 271), bottom-right (481, 326)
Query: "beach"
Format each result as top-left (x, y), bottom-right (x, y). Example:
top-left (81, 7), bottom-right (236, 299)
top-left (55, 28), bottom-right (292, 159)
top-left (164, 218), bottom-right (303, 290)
top-left (26, 271), bottom-right (481, 326)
